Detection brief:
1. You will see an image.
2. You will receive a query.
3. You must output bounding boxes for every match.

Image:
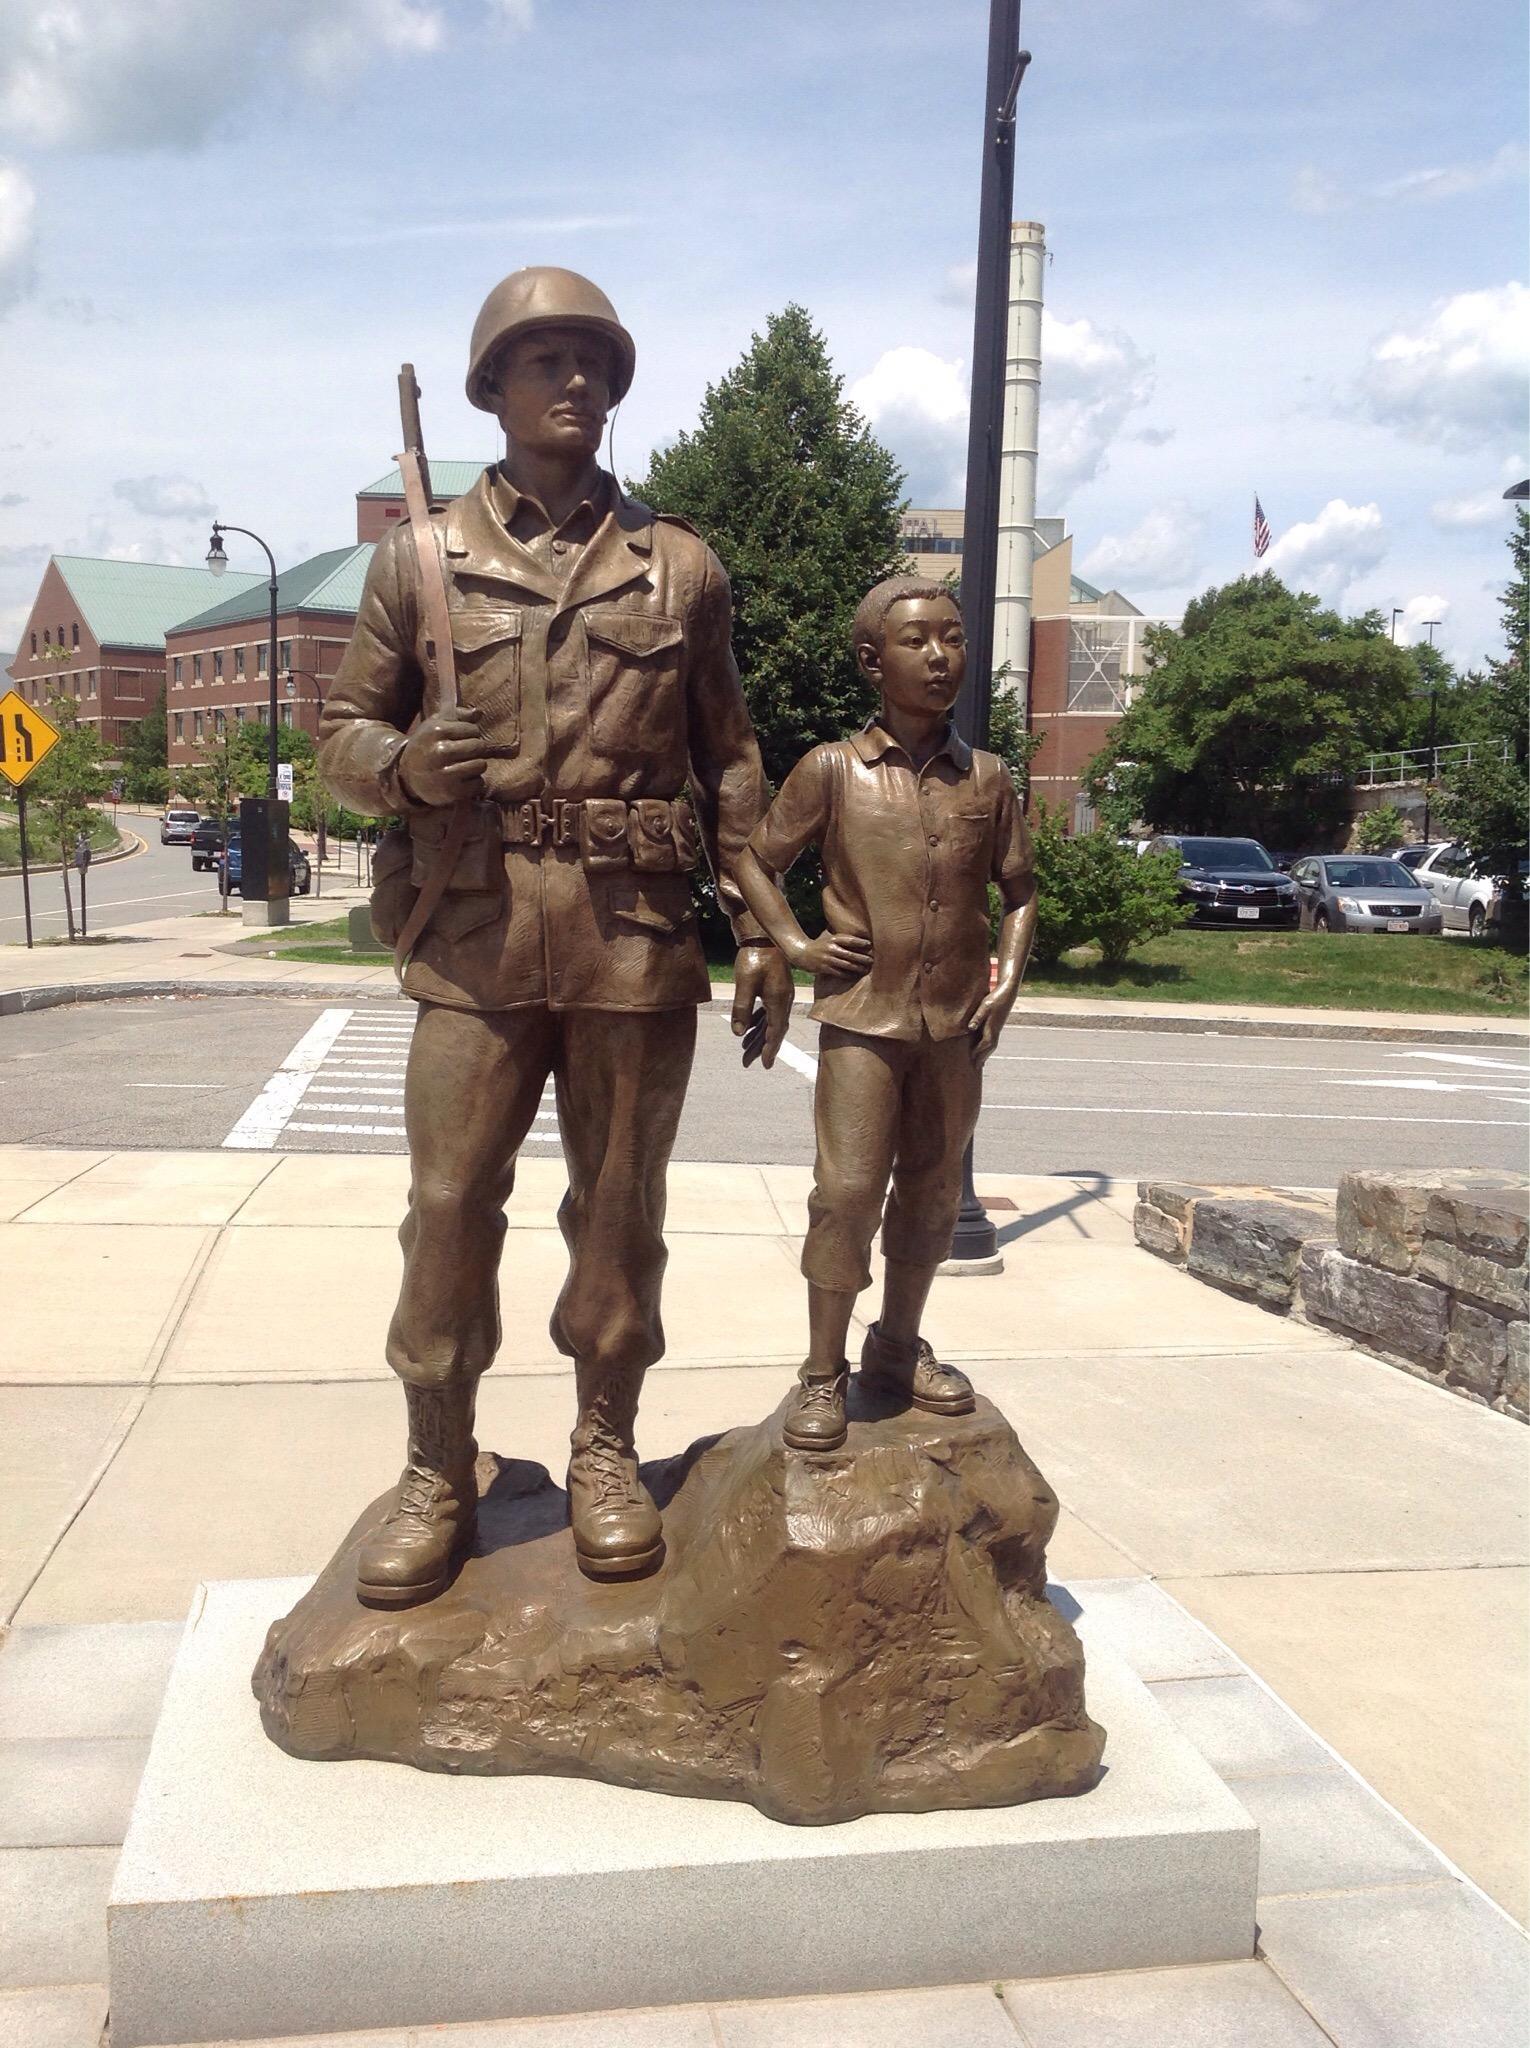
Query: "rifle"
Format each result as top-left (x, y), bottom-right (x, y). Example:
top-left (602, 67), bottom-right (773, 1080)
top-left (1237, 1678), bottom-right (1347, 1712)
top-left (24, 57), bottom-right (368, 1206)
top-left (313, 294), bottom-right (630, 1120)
top-left (390, 363), bottom-right (473, 974)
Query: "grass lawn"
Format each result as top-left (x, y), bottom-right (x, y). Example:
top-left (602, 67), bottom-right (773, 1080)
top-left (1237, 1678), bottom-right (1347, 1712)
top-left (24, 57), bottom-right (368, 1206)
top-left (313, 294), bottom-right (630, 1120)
top-left (1020, 928), bottom-right (1528, 1017)
top-left (0, 803), bottom-right (120, 869)
top-left (245, 917), bottom-right (1527, 1017)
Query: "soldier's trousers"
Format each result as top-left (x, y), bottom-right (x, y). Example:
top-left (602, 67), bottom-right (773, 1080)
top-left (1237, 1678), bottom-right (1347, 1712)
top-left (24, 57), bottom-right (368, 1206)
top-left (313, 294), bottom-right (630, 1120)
top-left (385, 1001), bottom-right (698, 1443)
top-left (802, 1023), bottom-right (982, 1295)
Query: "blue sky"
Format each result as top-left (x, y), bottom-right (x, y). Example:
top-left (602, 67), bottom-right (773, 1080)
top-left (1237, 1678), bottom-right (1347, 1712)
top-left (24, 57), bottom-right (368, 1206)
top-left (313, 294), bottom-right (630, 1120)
top-left (0, 0), bottom-right (1524, 666)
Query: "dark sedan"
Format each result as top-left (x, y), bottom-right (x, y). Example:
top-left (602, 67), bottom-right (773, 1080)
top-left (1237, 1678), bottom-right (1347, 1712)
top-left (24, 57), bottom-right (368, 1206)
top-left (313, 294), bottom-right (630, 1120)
top-left (214, 832), bottom-right (312, 896)
top-left (1142, 835), bottom-right (1300, 927)
top-left (1288, 854), bottom-right (1443, 934)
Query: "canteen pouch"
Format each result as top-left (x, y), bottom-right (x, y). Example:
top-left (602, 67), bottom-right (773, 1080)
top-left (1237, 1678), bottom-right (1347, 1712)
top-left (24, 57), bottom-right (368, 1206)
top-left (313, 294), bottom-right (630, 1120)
top-left (368, 827), bottom-right (416, 949)
top-left (579, 796), bottom-right (631, 874)
top-left (671, 796), bottom-right (699, 872)
top-left (629, 798), bottom-right (680, 873)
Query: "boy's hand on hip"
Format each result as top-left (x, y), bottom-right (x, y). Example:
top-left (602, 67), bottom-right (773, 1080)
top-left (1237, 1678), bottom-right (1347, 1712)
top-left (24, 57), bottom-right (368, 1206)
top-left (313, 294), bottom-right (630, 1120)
top-left (797, 930), bottom-right (873, 979)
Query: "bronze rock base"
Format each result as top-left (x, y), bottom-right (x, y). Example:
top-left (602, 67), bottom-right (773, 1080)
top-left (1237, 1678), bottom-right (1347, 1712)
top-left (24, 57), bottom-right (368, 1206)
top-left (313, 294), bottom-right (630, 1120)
top-left (252, 1386), bottom-right (1105, 1825)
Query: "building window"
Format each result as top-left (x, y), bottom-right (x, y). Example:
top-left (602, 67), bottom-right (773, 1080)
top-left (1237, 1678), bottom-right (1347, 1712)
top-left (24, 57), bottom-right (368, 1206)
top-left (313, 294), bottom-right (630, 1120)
top-left (193, 711), bottom-right (204, 740)
top-left (256, 703), bottom-right (269, 726)
top-left (174, 713), bottom-right (184, 741)
top-left (42, 628), bottom-right (49, 646)
top-left (213, 650), bottom-right (224, 679)
top-left (71, 622), bottom-right (79, 647)
top-left (280, 702), bottom-right (293, 726)
top-left (172, 657), bottom-right (183, 686)
top-left (29, 632), bottom-right (36, 654)
top-left (257, 645), bottom-right (268, 676)
top-left (193, 654), bottom-right (203, 683)
top-left (279, 639), bottom-right (292, 672)
top-left (88, 670), bottom-right (97, 697)
top-left (234, 645), bottom-right (245, 677)
top-left (214, 708), bottom-right (226, 735)
top-left (56, 626), bottom-right (63, 645)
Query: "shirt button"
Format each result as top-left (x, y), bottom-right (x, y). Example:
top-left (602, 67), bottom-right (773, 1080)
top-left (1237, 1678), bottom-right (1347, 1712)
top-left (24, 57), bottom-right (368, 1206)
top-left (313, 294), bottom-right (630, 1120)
top-left (928, 899), bottom-right (939, 912)
top-left (927, 833), bottom-right (939, 846)
top-left (551, 540), bottom-right (568, 556)
top-left (923, 961), bottom-right (934, 974)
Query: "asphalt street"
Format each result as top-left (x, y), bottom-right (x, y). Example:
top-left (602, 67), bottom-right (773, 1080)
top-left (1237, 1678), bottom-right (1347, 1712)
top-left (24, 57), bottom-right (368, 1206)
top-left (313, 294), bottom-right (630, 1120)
top-left (1, 994), bottom-right (1525, 1186)
top-left (0, 815), bottom-right (218, 941)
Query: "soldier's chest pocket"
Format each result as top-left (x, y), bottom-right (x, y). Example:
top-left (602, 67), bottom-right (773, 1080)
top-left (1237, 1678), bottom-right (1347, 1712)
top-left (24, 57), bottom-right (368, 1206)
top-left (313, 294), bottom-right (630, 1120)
top-left (583, 607), bottom-right (684, 756)
top-left (449, 605), bottom-right (522, 758)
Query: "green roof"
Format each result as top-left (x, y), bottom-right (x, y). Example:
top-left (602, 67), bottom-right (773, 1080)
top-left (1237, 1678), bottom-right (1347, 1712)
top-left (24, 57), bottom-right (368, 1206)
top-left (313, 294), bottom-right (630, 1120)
top-left (357, 461), bottom-right (489, 500)
top-left (171, 545), bottom-right (375, 633)
top-left (1070, 573), bottom-right (1105, 603)
top-left (53, 556), bottom-right (264, 652)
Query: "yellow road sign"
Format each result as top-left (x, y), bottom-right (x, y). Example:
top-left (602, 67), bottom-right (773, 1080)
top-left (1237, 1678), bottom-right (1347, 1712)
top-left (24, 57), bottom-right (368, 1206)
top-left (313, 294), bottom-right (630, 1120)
top-left (0, 689), bottom-right (60, 786)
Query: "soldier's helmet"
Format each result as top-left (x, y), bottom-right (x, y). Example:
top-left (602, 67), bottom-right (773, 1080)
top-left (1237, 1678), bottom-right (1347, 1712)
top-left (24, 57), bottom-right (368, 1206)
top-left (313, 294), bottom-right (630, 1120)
top-left (465, 267), bottom-right (636, 413)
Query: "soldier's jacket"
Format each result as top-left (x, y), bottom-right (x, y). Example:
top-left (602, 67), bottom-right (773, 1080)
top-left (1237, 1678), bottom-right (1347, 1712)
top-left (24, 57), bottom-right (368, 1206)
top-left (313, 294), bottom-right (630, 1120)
top-left (318, 466), bottom-right (770, 1014)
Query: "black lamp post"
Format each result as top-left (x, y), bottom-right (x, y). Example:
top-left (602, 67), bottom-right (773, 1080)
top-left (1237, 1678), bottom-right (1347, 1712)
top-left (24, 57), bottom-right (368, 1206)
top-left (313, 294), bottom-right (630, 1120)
top-left (207, 522), bottom-right (289, 925)
top-left (285, 667), bottom-right (329, 896)
top-left (947, 0), bottom-right (1031, 1270)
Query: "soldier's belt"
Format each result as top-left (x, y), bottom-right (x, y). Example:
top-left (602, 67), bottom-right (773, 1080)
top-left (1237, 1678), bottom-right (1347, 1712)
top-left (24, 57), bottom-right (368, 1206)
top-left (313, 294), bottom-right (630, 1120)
top-left (499, 794), bottom-right (699, 875)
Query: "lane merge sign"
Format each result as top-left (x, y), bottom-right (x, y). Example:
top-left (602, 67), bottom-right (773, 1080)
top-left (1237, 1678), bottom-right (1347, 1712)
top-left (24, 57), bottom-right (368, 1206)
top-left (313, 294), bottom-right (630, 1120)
top-left (0, 689), bottom-right (60, 785)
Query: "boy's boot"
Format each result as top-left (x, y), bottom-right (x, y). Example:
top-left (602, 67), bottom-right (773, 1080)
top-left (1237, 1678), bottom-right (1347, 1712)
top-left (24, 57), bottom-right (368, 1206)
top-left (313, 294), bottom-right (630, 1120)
top-left (568, 1367), bottom-right (664, 1580)
top-left (782, 1364), bottom-right (850, 1451)
top-left (860, 1322), bottom-right (975, 1414)
top-left (356, 1382), bottom-right (479, 1608)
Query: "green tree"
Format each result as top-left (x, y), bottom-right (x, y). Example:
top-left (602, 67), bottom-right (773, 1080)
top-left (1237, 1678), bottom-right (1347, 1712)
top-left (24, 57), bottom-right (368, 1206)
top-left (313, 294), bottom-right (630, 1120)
top-left (120, 685), bottom-right (169, 805)
top-left (1354, 802), bottom-right (1405, 853)
top-left (1026, 801), bottom-right (1187, 967)
top-left (988, 682), bottom-right (1045, 800)
top-left (1084, 572), bottom-right (1415, 846)
top-left (27, 698), bottom-right (109, 938)
top-left (628, 303), bottom-right (905, 794)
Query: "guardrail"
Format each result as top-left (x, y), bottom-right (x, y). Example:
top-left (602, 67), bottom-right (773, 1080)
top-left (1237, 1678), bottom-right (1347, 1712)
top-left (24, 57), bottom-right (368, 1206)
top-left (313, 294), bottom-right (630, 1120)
top-left (1358, 739), bottom-right (1511, 788)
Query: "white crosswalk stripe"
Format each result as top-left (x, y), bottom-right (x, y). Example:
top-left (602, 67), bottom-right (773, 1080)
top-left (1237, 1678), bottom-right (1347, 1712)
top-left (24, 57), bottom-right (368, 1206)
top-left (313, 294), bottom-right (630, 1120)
top-left (224, 1005), bottom-right (560, 1156)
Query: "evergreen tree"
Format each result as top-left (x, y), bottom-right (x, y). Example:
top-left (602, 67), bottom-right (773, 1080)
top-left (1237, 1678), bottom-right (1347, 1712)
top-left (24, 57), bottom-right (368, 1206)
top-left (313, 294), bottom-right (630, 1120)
top-left (1437, 508), bottom-right (1529, 859)
top-left (628, 304), bottom-right (906, 792)
top-left (1083, 571), bottom-right (1414, 845)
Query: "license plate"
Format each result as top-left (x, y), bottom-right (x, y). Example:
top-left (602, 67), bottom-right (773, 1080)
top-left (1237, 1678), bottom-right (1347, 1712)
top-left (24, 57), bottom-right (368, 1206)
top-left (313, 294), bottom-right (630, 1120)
top-left (1387, 919), bottom-right (1411, 932)
top-left (1236, 906), bottom-right (1259, 920)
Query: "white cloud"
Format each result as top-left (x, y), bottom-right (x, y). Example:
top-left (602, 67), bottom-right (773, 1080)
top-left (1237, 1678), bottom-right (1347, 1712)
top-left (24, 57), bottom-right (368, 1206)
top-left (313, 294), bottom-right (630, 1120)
top-left (1396, 595), bottom-right (1450, 646)
top-left (1293, 143), bottom-right (1527, 215)
top-left (0, 158), bottom-right (35, 314)
top-left (1080, 503), bottom-right (1203, 590)
top-left (1263, 498), bottom-right (1387, 599)
top-left (1355, 283), bottom-right (1530, 453)
top-left (113, 474), bottom-right (215, 520)
top-left (0, 1), bottom-right (530, 151)
top-left (1040, 310), bottom-right (1155, 503)
top-left (849, 307), bottom-right (1156, 509)
top-left (849, 345), bottom-right (968, 503)
top-left (1431, 488), bottom-right (1516, 530)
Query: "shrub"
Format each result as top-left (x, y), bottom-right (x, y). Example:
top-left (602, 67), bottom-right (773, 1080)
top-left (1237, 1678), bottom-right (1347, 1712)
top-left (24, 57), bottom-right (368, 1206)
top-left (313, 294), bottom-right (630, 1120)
top-left (1354, 802), bottom-right (1404, 853)
top-left (1025, 803), bottom-right (1188, 968)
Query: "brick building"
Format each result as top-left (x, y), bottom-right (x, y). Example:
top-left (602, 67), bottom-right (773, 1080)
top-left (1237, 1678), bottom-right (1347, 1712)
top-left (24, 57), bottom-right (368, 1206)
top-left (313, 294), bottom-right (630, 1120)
top-left (164, 546), bottom-right (374, 778)
top-left (5, 557), bottom-right (261, 759)
top-left (354, 461), bottom-right (487, 543)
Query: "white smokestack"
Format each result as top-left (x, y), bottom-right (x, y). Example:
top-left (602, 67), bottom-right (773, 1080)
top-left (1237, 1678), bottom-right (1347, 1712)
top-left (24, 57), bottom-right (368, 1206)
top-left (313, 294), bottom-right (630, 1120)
top-left (993, 219), bottom-right (1044, 711)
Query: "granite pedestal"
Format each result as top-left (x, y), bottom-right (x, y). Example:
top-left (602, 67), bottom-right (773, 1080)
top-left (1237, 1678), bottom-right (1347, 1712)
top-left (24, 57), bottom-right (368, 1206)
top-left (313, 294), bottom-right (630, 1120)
top-left (108, 1579), bottom-right (1258, 2047)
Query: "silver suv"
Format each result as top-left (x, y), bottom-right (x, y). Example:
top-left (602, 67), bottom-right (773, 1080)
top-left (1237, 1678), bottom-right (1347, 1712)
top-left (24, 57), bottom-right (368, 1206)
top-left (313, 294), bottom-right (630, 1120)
top-left (160, 807), bottom-right (200, 845)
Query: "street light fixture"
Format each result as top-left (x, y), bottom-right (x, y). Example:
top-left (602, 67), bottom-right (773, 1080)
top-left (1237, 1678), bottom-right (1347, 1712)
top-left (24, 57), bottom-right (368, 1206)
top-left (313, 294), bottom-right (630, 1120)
top-left (1390, 607), bottom-right (1402, 642)
top-left (206, 520), bottom-right (288, 926)
top-left (1420, 620), bottom-right (1442, 840)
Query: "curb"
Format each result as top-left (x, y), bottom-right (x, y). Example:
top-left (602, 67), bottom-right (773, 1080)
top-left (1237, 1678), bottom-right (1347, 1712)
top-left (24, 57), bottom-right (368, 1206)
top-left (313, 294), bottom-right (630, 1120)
top-left (0, 827), bottom-right (144, 879)
top-left (1, 977), bottom-right (1525, 1045)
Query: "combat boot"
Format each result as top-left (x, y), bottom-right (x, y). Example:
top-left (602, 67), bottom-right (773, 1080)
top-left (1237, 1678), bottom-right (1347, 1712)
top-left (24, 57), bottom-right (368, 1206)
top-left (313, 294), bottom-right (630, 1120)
top-left (567, 1413), bottom-right (663, 1580)
top-left (859, 1322), bottom-right (976, 1414)
top-left (356, 1383), bottom-right (479, 1608)
top-left (782, 1365), bottom-right (850, 1451)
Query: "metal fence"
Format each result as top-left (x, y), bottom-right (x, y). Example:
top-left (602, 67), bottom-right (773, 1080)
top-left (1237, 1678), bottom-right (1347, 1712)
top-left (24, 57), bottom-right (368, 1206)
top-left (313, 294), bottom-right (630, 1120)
top-left (1357, 739), bottom-right (1511, 788)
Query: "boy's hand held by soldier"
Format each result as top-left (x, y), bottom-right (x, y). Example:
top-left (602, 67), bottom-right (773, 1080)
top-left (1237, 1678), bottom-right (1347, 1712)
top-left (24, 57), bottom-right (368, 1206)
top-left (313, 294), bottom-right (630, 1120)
top-left (397, 707), bottom-right (490, 806)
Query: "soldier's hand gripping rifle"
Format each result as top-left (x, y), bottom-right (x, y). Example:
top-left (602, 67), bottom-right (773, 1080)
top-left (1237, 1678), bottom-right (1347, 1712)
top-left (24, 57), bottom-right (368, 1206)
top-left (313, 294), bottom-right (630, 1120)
top-left (389, 364), bottom-right (476, 974)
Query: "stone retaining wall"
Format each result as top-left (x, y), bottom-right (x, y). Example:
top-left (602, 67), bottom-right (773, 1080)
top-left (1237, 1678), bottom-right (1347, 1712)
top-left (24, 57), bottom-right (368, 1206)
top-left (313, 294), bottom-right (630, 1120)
top-left (1135, 1169), bottom-right (1527, 1420)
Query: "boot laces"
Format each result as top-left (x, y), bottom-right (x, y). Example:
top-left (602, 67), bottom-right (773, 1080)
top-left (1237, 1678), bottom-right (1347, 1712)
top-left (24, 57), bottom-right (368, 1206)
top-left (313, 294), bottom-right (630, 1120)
top-left (798, 1375), bottom-right (843, 1415)
top-left (583, 1435), bottom-right (637, 1510)
top-left (391, 1464), bottom-right (452, 1528)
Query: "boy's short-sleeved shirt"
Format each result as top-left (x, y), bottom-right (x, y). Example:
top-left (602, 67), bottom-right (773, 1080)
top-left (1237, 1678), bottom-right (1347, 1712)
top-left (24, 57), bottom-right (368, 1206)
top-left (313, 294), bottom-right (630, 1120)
top-left (749, 717), bottom-right (1034, 1043)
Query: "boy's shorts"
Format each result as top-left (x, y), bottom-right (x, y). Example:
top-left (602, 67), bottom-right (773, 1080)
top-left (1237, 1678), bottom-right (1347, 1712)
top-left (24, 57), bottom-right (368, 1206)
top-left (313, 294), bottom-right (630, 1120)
top-left (801, 1023), bottom-right (982, 1294)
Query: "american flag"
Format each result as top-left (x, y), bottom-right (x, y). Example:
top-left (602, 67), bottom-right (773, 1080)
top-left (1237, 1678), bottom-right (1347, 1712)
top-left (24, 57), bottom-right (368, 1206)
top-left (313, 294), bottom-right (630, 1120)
top-left (1253, 496), bottom-right (1272, 558)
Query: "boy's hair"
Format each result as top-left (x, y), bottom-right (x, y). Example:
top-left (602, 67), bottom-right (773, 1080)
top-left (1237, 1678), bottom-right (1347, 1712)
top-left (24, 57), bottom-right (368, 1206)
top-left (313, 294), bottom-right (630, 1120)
top-left (850, 576), bottom-right (961, 658)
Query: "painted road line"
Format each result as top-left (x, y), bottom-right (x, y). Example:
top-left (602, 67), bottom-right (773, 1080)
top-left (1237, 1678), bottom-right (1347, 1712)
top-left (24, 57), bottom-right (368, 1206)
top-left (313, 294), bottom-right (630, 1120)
top-left (981, 1103), bottom-right (1525, 1125)
top-left (222, 1007), bottom-right (354, 1150)
top-left (774, 1037), bottom-right (819, 1083)
top-left (1392, 1051), bottom-right (1529, 1072)
top-left (989, 1052), bottom-right (1529, 1079)
top-left (284, 1121), bottom-right (408, 1137)
top-left (303, 1102), bottom-right (405, 1116)
top-left (1320, 1077), bottom-right (1528, 1096)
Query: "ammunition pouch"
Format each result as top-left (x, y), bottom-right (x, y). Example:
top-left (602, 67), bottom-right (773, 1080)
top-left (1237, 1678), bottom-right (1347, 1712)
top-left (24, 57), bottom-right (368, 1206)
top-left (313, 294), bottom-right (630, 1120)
top-left (498, 794), bottom-right (698, 875)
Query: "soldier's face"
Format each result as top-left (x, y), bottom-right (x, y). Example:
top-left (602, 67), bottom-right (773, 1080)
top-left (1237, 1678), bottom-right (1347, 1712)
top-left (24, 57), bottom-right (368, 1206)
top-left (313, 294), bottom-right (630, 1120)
top-left (494, 325), bottom-right (612, 457)
top-left (864, 597), bottom-right (966, 717)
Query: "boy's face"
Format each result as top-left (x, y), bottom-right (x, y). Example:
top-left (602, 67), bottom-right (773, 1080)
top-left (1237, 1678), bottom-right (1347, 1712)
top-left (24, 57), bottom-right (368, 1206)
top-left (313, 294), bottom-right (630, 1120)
top-left (863, 596), bottom-right (966, 717)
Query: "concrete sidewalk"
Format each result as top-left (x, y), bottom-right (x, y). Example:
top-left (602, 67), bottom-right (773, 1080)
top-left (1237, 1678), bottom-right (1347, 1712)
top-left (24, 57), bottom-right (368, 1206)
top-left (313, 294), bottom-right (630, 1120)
top-left (0, 1148), bottom-right (1525, 2044)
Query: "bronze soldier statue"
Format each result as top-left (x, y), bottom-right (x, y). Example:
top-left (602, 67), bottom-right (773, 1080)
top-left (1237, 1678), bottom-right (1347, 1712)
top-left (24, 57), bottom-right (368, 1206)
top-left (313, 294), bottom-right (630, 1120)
top-left (318, 267), bottom-right (792, 1604)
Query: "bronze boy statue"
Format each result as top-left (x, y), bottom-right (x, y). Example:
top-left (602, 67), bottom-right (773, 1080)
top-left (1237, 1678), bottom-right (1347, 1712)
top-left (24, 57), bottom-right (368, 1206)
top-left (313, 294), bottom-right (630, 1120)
top-left (734, 578), bottom-right (1036, 1450)
top-left (319, 268), bottom-right (791, 1602)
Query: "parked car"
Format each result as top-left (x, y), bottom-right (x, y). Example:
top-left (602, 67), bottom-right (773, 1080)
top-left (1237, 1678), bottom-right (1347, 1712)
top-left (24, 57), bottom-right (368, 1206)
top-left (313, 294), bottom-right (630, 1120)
top-left (160, 806), bottom-right (200, 846)
top-left (190, 816), bottom-right (233, 871)
top-left (1141, 834), bottom-right (1300, 927)
top-left (1394, 842), bottom-right (1448, 872)
top-left (1287, 854), bottom-right (1443, 934)
top-left (1412, 841), bottom-right (1520, 936)
top-left (214, 832), bottom-right (312, 896)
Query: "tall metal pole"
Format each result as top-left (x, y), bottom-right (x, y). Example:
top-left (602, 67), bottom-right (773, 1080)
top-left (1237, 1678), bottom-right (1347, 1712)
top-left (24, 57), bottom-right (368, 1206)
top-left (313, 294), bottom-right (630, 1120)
top-left (16, 784), bottom-right (33, 948)
top-left (948, 0), bottom-right (1030, 1269)
top-left (267, 574), bottom-right (280, 799)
